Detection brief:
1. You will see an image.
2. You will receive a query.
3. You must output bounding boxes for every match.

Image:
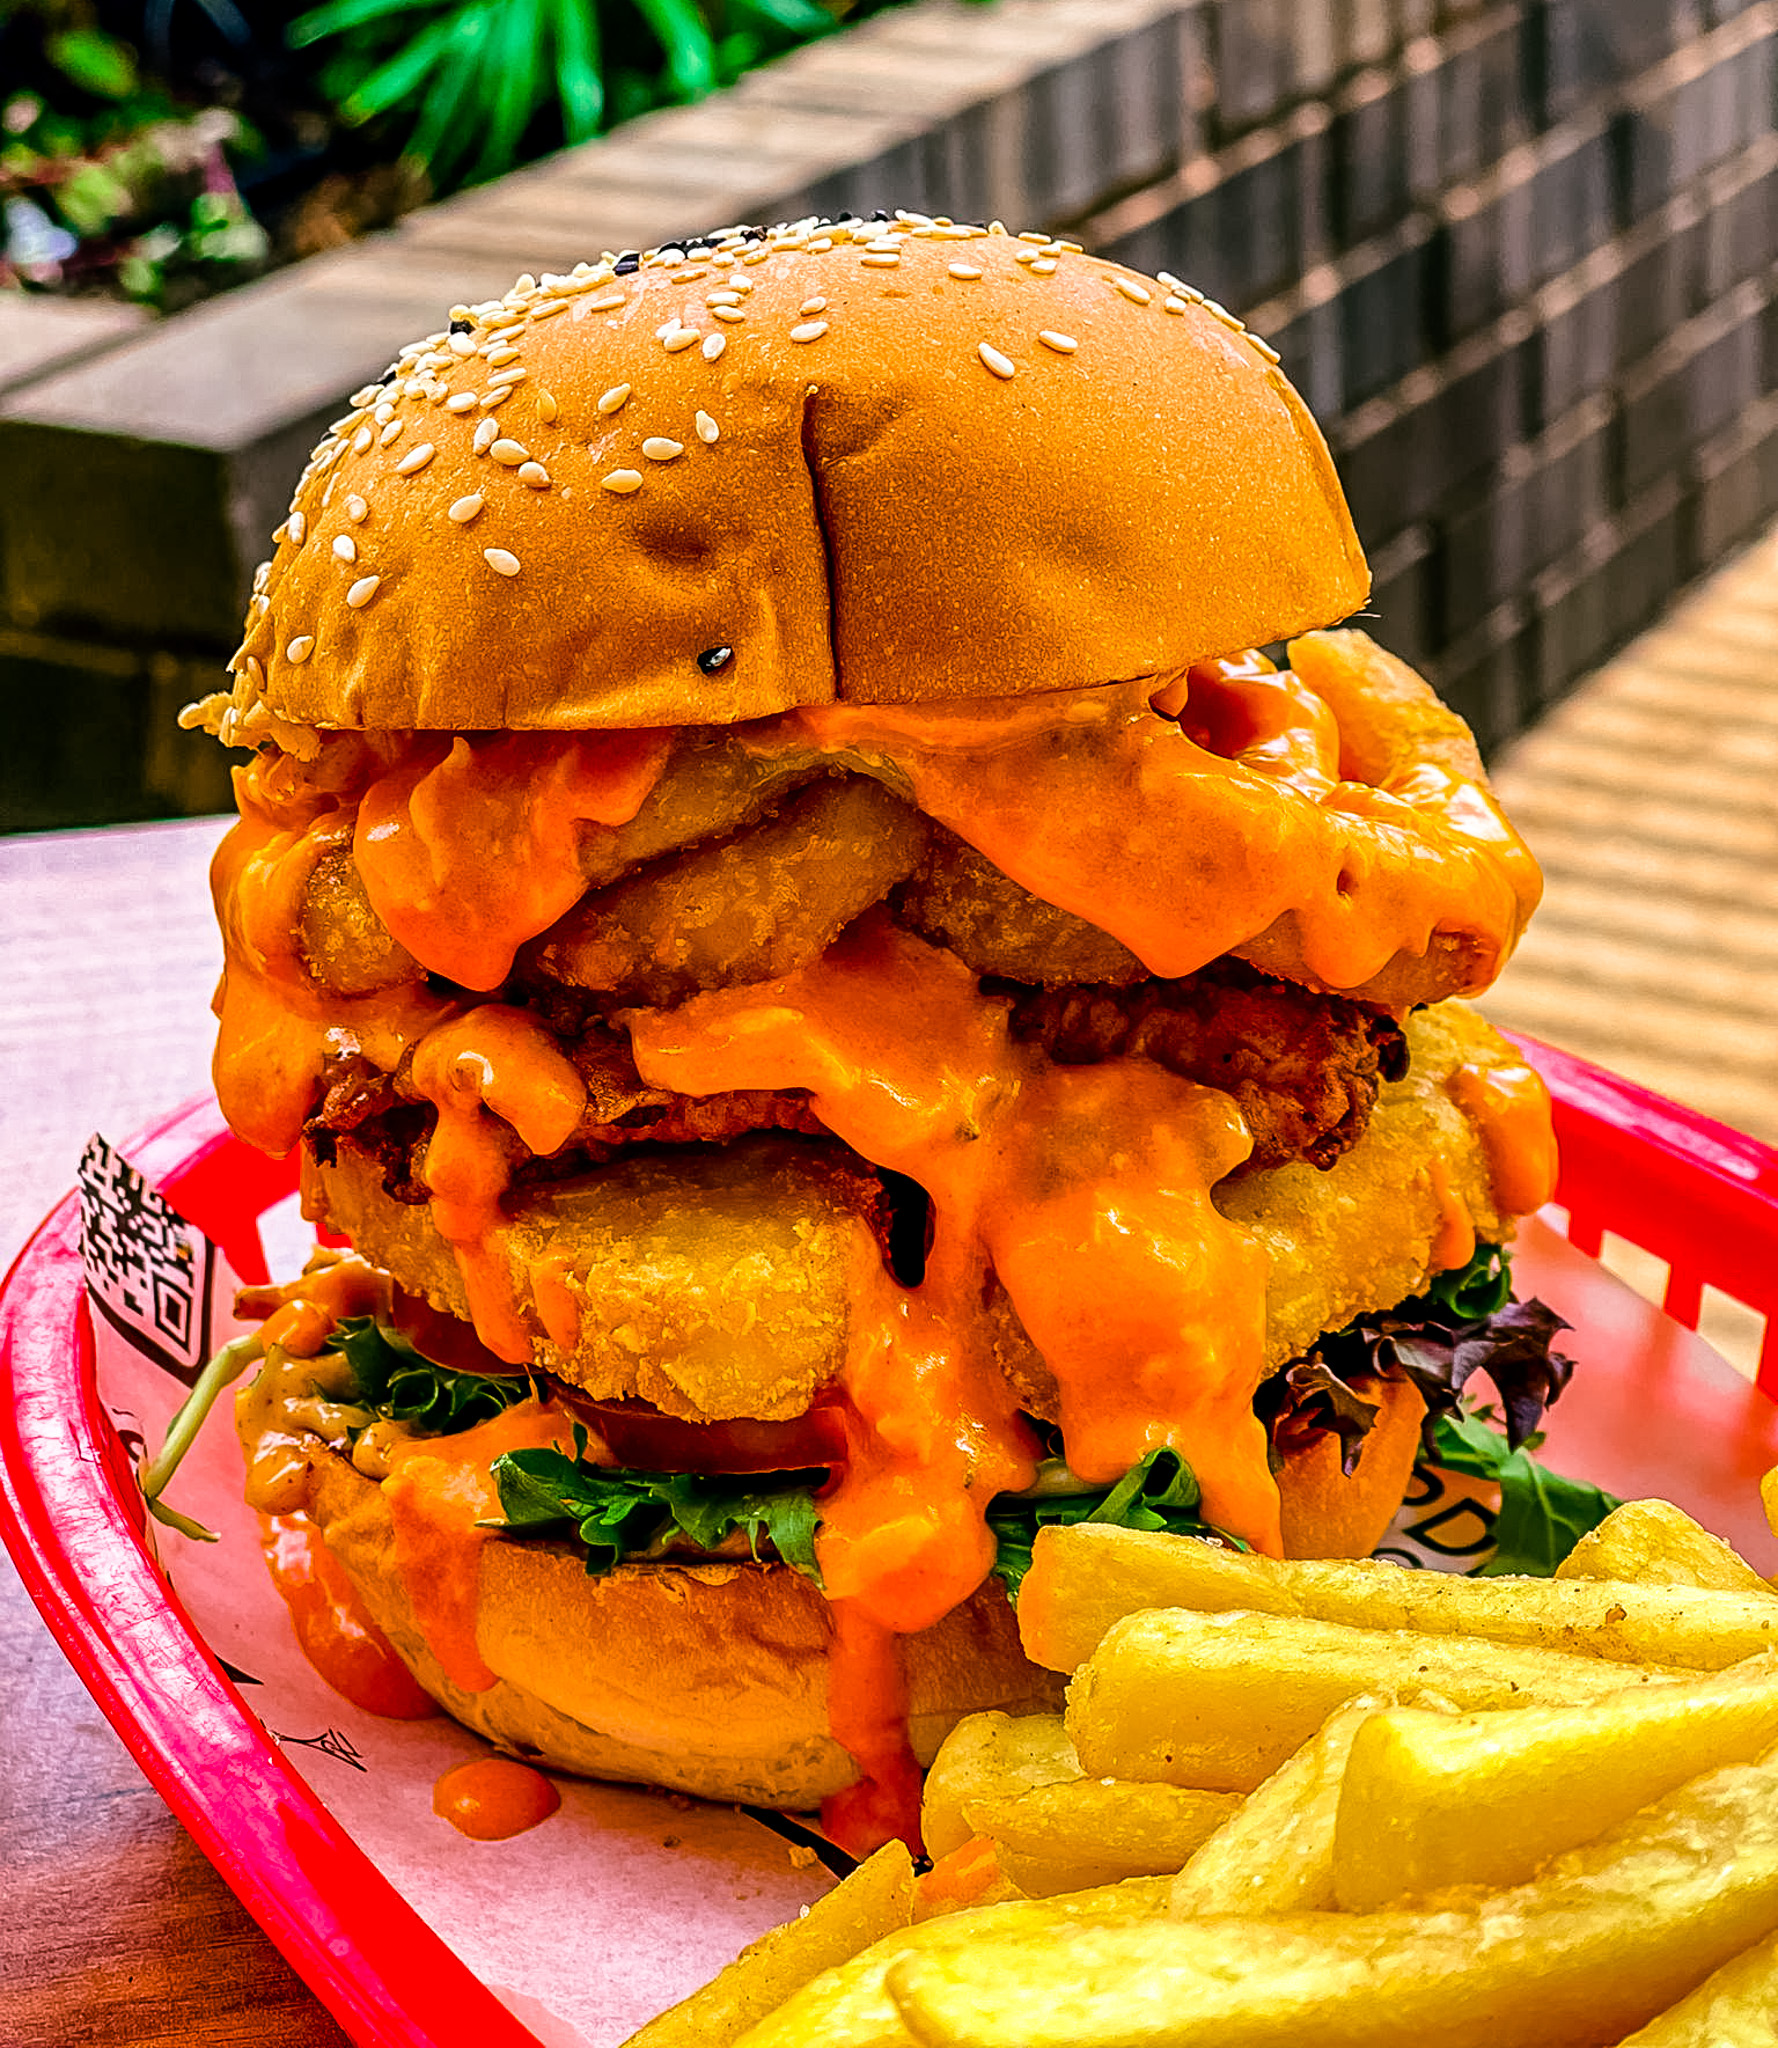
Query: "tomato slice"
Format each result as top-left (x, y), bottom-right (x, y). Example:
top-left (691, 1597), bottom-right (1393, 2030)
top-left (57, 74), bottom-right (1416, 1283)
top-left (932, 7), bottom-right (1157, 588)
top-left (548, 1386), bottom-right (849, 1475)
top-left (389, 1287), bottom-right (532, 1379)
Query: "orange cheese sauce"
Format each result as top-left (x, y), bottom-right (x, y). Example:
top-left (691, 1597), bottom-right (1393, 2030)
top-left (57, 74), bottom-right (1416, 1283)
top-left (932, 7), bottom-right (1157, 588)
top-left (820, 1599), bottom-right (925, 1858)
top-left (1449, 1060), bottom-right (1561, 1218)
top-left (623, 912), bottom-right (1283, 1561)
top-left (432, 1756), bottom-right (561, 1840)
top-left (380, 1401), bottom-right (576, 1693)
top-left (259, 1512), bottom-right (439, 1719)
top-left (355, 727), bottom-right (673, 991)
top-left (1426, 1160), bottom-right (1478, 1274)
top-left (765, 659), bottom-right (1537, 1002)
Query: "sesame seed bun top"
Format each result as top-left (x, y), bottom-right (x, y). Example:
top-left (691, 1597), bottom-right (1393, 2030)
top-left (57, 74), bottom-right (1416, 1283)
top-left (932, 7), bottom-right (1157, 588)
top-left (223, 214), bottom-right (1369, 735)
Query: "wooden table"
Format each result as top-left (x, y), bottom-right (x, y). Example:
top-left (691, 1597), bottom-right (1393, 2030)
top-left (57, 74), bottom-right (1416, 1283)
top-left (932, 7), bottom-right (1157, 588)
top-left (0, 818), bottom-right (351, 2046)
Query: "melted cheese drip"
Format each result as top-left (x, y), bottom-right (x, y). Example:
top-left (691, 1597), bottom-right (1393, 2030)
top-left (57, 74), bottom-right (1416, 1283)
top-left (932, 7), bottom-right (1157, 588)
top-left (1426, 1160), bottom-right (1478, 1274)
top-left (763, 664), bottom-right (1537, 998)
top-left (623, 912), bottom-right (1283, 1565)
top-left (259, 1512), bottom-right (439, 1719)
top-left (380, 1400), bottom-right (575, 1692)
top-left (1448, 1060), bottom-right (1560, 1218)
top-left (355, 728), bottom-right (673, 991)
top-left (407, 1008), bottom-right (588, 1361)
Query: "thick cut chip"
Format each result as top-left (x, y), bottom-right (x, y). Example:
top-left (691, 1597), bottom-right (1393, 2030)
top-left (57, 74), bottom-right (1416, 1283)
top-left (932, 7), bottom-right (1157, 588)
top-left (962, 1781), bottom-right (1241, 1895)
top-left (731, 1880), bottom-right (1174, 2048)
top-left (1066, 1607), bottom-right (1681, 1793)
top-left (882, 1762), bottom-right (1778, 2048)
top-left (1019, 1521), bottom-right (1778, 1675)
top-left (534, 775), bottom-right (927, 1004)
top-left (922, 1712), bottom-right (1080, 1863)
top-left (1170, 1695), bottom-right (1386, 1916)
top-left (1334, 1660), bottom-right (1778, 1910)
top-left (1617, 1927), bottom-right (1778, 2046)
top-left (1556, 1498), bottom-right (1775, 1597)
top-left (626, 1841), bottom-right (914, 2048)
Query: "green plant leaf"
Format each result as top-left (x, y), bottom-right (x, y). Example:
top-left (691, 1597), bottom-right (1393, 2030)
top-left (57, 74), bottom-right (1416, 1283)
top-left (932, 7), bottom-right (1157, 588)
top-left (476, 0), bottom-right (547, 178)
top-left (728, 0), bottom-right (833, 36)
top-left (405, 7), bottom-right (496, 174)
top-left (551, 0), bottom-right (604, 141)
top-left (630, 0), bottom-right (717, 98)
top-left (342, 10), bottom-right (472, 121)
top-left (47, 27), bottom-right (140, 101)
top-left (1429, 1409), bottom-right (1620, 1578)
top-left (333, 1315), bottom-right (535, 1432)
top-left (987, 1449), bottom-right (1237, 1600)
top-left (288, 0), bottom-right (449, 49)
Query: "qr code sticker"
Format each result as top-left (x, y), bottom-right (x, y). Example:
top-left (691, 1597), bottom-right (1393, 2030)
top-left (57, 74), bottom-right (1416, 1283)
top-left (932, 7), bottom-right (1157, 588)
top-left (80, 1133), bottom-right (217, 1385)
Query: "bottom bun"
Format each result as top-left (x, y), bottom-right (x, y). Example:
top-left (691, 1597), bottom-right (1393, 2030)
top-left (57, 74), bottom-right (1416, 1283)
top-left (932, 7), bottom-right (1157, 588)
top-left (295, 1438), bottom-right (1062, 1809)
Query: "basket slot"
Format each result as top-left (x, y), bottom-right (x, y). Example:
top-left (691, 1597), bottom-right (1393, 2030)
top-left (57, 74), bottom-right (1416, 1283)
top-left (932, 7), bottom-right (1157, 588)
top-left (1662, 1265), bottom-right (1704, 1329)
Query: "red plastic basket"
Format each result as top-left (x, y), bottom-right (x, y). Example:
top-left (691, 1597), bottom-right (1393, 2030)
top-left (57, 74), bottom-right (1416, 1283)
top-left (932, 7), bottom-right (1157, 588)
top-left (3, 1041), bottom-right (1778, 2046)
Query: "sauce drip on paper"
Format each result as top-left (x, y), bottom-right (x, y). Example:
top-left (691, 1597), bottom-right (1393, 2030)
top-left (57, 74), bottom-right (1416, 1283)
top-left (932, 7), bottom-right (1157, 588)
top-left (433, 1757), bottom-right (561, 1841)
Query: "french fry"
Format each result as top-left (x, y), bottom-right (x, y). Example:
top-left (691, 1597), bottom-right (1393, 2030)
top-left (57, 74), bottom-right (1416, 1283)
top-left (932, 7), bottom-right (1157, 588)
top-left (963, 1779), bottom-right (1241, 1895)
top-left (1067, 1607), bottom-right (1682, 1792)
top-left (1020, 1522), bottom-right (1778, 1673)
top-left (921, 1711), bottom-right (1079, 1862)
top-left (1169, 1696), bottom-right (1386, 1915)
top-left (881, 1762), bottom-right (1778, 2048)
top-left (1616, 1927), bottom-right (1778, 2045)
top-left (625, 1840), bottom-right (915, 2048)
top-left (1334, 1659), bottom-right (1778, 1910)
top-left (732, 1879), bottom-right (1174, 2048)
top-left (1555, 1499), bottom-right (1775, 1597)
top-left (912, 1837), bottom-right (1027, 1921)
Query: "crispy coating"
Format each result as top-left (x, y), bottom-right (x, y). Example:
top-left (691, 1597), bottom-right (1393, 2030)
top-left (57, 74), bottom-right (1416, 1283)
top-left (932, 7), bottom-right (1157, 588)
top-left (896, 829), bottom-right (1145, 987)
top-left (297, 846), bottom-right (420, 996)
top-left (528, 774), bottom-right (927, 1005)
top-left (1003, 962), bottom-right (1408, 1173)
top-left (305, 1132), bottom-right (885, 1422)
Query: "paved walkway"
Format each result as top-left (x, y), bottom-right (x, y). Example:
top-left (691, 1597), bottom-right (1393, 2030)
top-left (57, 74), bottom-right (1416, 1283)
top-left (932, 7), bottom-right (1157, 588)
top-left (1482, 518), bottom-right (1778, 1148)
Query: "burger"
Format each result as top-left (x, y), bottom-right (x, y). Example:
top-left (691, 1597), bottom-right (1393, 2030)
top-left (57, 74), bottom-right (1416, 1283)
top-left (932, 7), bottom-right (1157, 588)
top-left (182, 211), bottom-right (1564, 1857)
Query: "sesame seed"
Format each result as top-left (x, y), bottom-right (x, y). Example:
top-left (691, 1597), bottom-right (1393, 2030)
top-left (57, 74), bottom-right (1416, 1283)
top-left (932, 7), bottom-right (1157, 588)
top-left (1202, 298), bottom-right (1242, 329)
top-left (334, 535), bottom-right (358, 563)
top-left (517, 461), bottom-right (550, 487)
top-left (663, 327), bottom-right (700, 352)
top-left (1032, 259), bottom-right (1058, 274)
top-left (530, 298), bottom-right (569, 320)
top-left (346, 495), bottom-right (368, 521)
top-left (588, 291), bottom-right (627, 312)
top-left (790, 320), bottom-right (829, 343)
top-left (861, 252), bottom-right (901, 267)
top-left (1115, 279), bottom-right (1152, 305)
top-left (1018, 229), bottom-right (1048, 244)
top-left (1013, 247), bottom-right (1039, 265)
top-left (655, 247), bottom-right (684, 264)
top-left (643, 437), bottom-right (684, 461)
top-left (287, 511), bottom-right (306, 544)
top-left (537, 389), bottom-right (559, 423)
top-left (1157, 271), bottom-right (1184, 292)
top-left (978, 342), bottom-right (1016, 379)
top-left (655, 318), bottom-right (681, 342)
top-left (1249, 334), bottom-right (1282, 364)
top-left (695, 410), bottom-right (719, 443)
top-left (449, 333), bottom-right (477, 356)
top-left (448, 494), bottom-right (484, 522)
top-left (701, 333), bottom-right (726, 362)
top-left (473, 419), bottom-right (499, 454)
top-left (1164, 297), bottom-right (1189, 315)
top-left (396, 442), bottom-right (437, 475)
top-left (949, 263), bottom-right (983, 280)
top-left (712, 304), bottom-right (746, 323)
top-left (374, 401), bottom-right (395, 424)
top-left (483, 548), bottom-right (521, 576)
top-left (287, 635), bottom-right (315, 664)
top-left (346, 575), bottom-right (381, 608)
top-left (598, 383), bottom-right (631, 414)
top-left (379, 419), bottom-right (404, 445)
top-left (706, 290), bottom-right (743, 306)
top-left (479, 387), bottom-right (514, 410)
top-left (602, 469), bottom-right (643, 493)
top-left (488, 366), bottom-right (527, 388)
top-left (1038, 330), bottom-right (1079, 353)
top-left (353, 428), bottom-right (373, 453)
top-left (800, 296), bottom-right (827, 315)
top-left (490, 439), bottom-right (529, 465)
top-left (446, 391), bottom-right (478, 411)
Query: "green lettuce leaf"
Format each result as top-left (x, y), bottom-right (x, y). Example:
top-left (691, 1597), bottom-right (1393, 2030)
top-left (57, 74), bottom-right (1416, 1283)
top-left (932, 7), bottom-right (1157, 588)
top-left (986, 1448), bottom-right (1236, 1599)
top-left (333, 1315), bottom-right (535, 1434)
top-left (1429, 1409), bottom-right (1620, 1577)
top-left (489, 1439), bottom-right (827, 1582)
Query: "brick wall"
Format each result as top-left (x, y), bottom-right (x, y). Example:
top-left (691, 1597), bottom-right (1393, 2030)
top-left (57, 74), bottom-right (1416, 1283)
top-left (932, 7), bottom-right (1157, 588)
top-left (2, 0), bottom-right (1774, 824)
